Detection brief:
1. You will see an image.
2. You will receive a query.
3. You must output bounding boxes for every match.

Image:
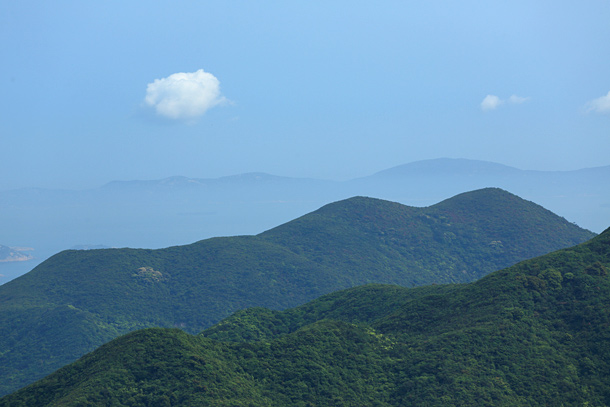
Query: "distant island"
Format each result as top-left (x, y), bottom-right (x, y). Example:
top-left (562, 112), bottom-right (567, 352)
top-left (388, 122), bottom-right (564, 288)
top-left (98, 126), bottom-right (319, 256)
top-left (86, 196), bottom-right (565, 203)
top-left (0, 245), bottom-right (33, 262)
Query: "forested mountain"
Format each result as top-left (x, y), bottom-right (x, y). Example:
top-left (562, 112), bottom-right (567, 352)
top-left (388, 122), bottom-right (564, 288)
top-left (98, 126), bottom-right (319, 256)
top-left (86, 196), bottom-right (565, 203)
top-left (0, 189), bottom-right (595, 396)
top-left (2, 158), bottom-right (608, 285)
top-left (3, 226), bottom-right (609, 406)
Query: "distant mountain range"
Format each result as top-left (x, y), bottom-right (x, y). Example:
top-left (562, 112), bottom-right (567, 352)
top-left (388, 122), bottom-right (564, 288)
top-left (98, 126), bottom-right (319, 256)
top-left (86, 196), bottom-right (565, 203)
top-left (0, 188), bottom-right (595, 396)
top-left (1, 158), bottom-right (608, 284)
top-left (3, 221), bottom-right (609, 405)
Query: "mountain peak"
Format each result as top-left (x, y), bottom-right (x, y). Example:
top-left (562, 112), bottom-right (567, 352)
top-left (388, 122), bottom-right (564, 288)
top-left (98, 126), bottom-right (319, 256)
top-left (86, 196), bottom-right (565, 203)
top-left (7, 222), bottom-right (610, 405)
top-left (369, 158), bottom-right (521, 178)
top-left (0, 190), bottom-right (596, 396)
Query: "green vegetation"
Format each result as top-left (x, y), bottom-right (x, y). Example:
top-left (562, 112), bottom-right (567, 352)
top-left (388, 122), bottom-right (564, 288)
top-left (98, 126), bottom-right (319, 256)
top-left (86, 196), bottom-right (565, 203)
top-left (0, 189), bottom-right (595, 396)
top-left (2, 227), bottom-right (610, 406)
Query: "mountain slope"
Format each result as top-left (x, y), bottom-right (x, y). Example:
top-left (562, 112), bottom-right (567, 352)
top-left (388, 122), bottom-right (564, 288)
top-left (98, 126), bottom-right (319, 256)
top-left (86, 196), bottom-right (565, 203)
top-left (2, 158), bottom-right (609, 287)
top-left (261, 189), bottom-right (593, 285)
top-left (0, 189), bottom-right (595, 395)
top-left (351, 158), bottom-right (610, 234)
top-left (3, 227), bottom-right (610, 406)
top-left (365, 157), bottom-right (521, 178)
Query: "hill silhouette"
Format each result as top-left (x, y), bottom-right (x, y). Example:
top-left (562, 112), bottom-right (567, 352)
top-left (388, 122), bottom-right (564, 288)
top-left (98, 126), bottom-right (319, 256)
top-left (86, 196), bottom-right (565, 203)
top-left (0, 188), bottom-right (595, 396)
top-left (3, 227), bottom-right (609, 406)
top-left (2, 158), bottom-right (609, 287)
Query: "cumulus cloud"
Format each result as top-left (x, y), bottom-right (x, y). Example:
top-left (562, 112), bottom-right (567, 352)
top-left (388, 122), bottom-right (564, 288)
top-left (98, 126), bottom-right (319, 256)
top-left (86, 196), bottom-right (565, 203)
top-left (480, 94), bottom-right (529, 111)
top-left (586, 91), bottom-right (610, 114)
top-left (507, 95), bottom-right (529, 104)
top-left (480, 95), bottom-right (503, 111)
top-left (144, 69), bottom-right (227, 121)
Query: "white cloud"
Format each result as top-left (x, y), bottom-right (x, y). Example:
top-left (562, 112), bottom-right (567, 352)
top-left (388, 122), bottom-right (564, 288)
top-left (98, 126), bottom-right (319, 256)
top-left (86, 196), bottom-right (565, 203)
top-left (144, 69), bottom-right (227, 121)
top-left (480, 94), bottom-right (529, 111)
top-left (507, 95), bottom-right (529, 104)
top-left (481, 95), bottom-right (503, 111)
top-left (586, 91), bottom-right (610, 114)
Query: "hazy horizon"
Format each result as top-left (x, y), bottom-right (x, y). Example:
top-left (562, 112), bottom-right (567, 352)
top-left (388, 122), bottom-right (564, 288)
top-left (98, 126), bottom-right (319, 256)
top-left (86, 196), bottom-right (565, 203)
top-left (1, 157), bottom-right (609, 192)
top-left (2, 2), bottom-right (610, 191)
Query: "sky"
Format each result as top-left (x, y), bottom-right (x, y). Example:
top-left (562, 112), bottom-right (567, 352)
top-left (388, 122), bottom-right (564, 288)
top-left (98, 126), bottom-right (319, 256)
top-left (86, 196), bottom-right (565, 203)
top-left (1, 0), bottom-right (609, 190)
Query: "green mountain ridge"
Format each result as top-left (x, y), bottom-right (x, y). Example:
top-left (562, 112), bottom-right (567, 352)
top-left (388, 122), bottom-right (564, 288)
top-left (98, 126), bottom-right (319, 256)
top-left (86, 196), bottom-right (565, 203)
top-left (0, 188), bottom-right (595, 396)
top-left (3, 227), bottom-right (610, 406)
top-left (3, 158), bottom-right (608, 287)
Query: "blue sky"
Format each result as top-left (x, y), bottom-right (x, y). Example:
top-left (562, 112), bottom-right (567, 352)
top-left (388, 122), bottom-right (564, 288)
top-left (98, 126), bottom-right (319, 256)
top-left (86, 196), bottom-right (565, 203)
top-left (1, 1), bottom-right (609, 190)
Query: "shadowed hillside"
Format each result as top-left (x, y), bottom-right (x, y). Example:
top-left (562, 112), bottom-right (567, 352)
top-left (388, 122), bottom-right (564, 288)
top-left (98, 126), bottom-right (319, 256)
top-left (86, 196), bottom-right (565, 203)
top-left (3, 227), bottom-right (609, 406)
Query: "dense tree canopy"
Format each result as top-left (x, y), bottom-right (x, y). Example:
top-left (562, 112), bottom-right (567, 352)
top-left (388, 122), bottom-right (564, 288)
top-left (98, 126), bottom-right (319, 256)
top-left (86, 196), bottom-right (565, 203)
top-left (0, 189), bottom-right (595, 396)
top-left (2, 227), bottom-right (609, 406)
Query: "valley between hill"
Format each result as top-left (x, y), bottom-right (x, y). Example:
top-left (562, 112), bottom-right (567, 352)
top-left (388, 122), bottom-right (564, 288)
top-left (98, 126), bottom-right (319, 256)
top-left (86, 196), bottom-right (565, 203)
top-left (3, 225), bottom-right (609, 406)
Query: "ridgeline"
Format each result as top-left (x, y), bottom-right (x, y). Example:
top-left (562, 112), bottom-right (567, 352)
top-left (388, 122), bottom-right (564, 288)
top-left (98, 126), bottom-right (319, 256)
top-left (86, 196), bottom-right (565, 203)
top-left (3, 226), bottom-right (609, 405)
top-left (0, 188), bottom-right (595, 396)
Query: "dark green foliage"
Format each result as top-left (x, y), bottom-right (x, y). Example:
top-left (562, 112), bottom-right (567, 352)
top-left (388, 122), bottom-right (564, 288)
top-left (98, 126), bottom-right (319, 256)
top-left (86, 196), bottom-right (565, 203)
top-left (0, 189), bottom-right (595, 395)
top-left (260, 190), bottom-right (594, 285)
top-left (3, 228), bottom-right (610, 406)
